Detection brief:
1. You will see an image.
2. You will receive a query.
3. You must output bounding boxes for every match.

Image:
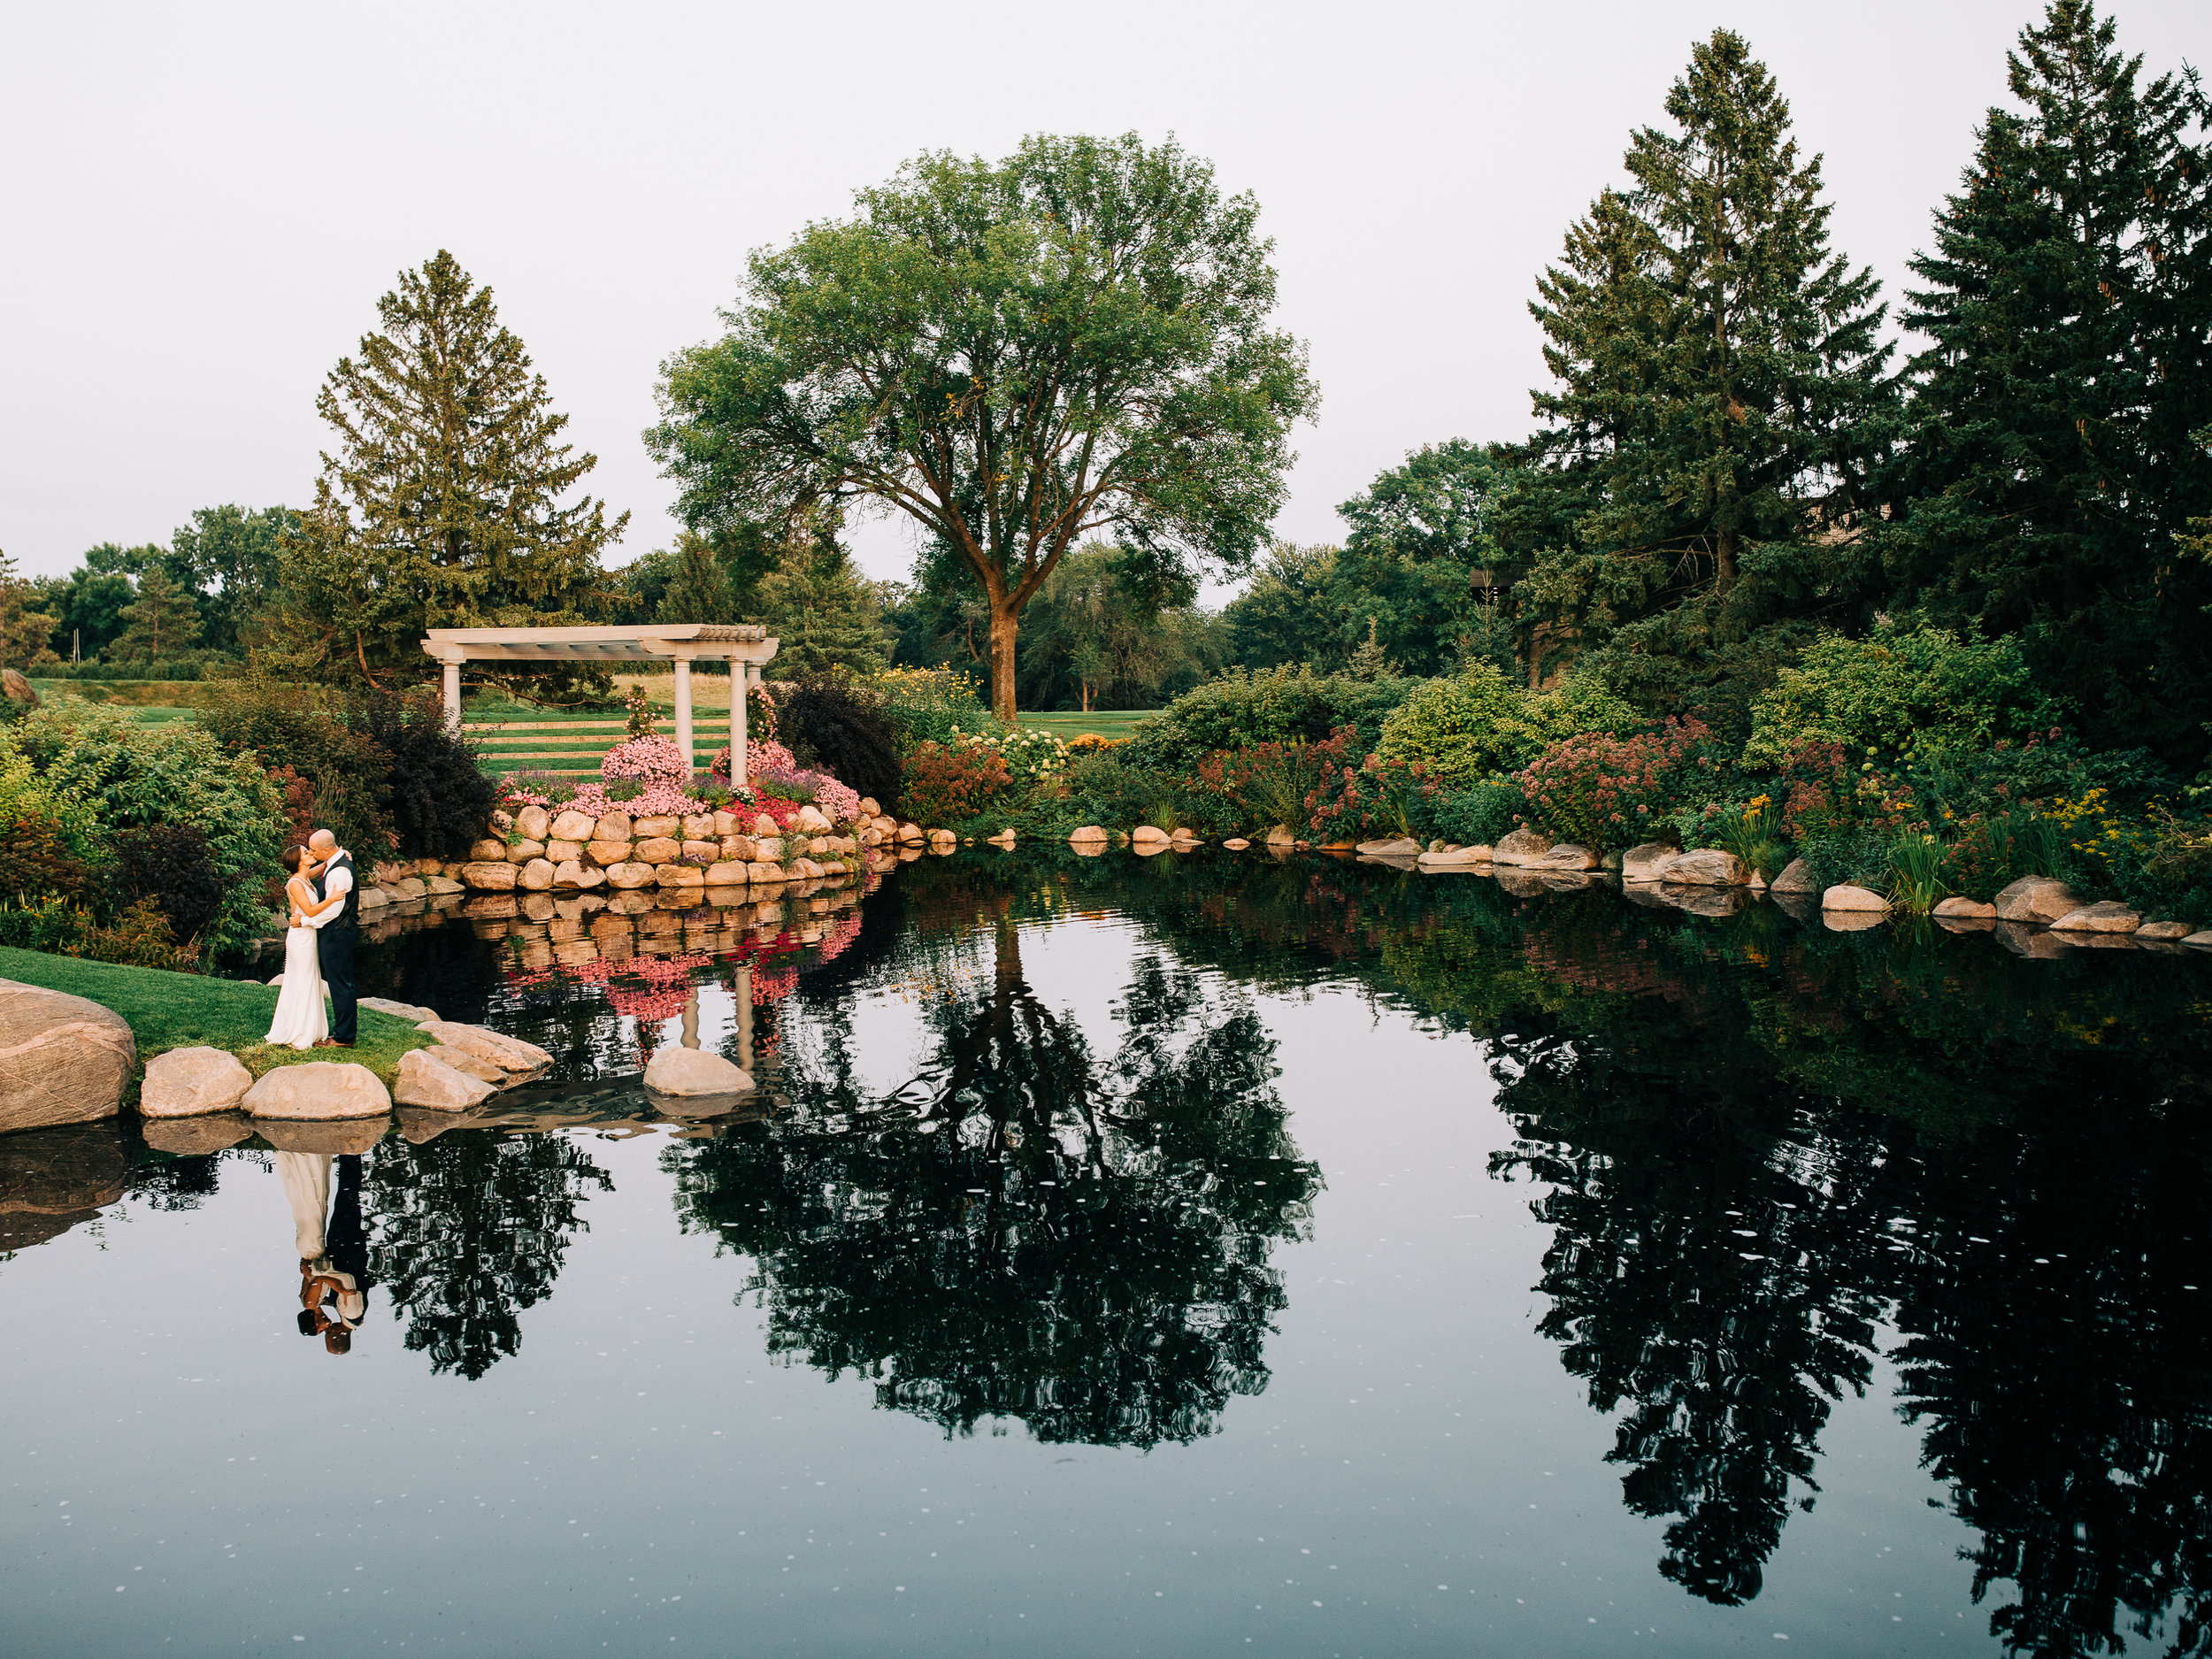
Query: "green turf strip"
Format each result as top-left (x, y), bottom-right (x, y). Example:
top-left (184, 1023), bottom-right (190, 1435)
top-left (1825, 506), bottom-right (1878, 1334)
top-left (0, 946), bottom-right (431, 1087)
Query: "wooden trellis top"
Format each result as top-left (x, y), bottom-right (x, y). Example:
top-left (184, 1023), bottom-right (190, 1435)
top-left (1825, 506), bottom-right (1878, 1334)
top-left (419, 624), bottom-right (776, 664)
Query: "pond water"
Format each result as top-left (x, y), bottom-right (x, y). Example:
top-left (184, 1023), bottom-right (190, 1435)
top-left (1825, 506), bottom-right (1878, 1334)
top-left (4, 853), bottom-right (2209, 1658)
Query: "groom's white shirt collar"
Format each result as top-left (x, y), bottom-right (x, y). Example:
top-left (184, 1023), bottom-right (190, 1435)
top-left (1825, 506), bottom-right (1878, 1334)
top-left (320, 849), bottom-right (353, 895)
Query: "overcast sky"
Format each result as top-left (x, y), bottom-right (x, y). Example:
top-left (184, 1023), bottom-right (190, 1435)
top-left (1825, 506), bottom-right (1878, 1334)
top-left (3, 0), bottom-right (2200, 593)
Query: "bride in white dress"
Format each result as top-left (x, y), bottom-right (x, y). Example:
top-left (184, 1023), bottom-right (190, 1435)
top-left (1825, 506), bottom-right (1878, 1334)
top-left (266, 846), bottom-right (343, 1049)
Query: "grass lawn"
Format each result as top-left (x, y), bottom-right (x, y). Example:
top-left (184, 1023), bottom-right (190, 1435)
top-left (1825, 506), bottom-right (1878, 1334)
top-left (0, 947), bottom-right (431, 1088)
top-left (28, 680), bottom-right (226, 710)
top-left (1021, 710), bottom-right (1149, 741)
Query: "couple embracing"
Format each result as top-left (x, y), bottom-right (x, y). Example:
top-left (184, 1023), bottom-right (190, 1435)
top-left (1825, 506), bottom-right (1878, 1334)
top-left (266, 829), bottom-right (360, 1050)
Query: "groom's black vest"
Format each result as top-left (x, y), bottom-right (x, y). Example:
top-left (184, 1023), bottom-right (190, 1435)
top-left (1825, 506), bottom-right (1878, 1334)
top-left (319, 853), bottom-right (359, 934)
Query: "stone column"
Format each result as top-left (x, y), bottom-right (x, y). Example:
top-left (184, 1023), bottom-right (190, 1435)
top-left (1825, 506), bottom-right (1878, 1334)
top-left (672, 655), bottom-right (695, 779)
top-left (732, 658), bottom-right (750, 786)
top-left (440, 655), bottom-right (463, 733)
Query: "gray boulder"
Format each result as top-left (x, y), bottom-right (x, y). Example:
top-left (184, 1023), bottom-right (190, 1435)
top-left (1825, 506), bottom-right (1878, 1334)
top-left (359, 996), bottom-right (440, 1024)
top-left (0, 978), bottom-right (136, 1134)
top-left (1822, 884), bottom-right (1890, 912)
top-left (1533, 843), bottom-right (1599, 871)
top-left (1769, 858), bottom-right (1816, 894)
top-left (1656, 849), bottom-right (1747, 887)
top-left (414, 1021), bottom-right (553, 1076)
top-left (2049, 901), bottom-right (2141, 934)
top-left (1619, 843), bottom-right (1679, 883)
top-left (140, 1047), bottom-right (252, 1118)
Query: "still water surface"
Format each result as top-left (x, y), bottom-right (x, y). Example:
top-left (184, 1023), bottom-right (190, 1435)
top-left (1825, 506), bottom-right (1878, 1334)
top-left (4, 854), bottom-right (2208, 1657)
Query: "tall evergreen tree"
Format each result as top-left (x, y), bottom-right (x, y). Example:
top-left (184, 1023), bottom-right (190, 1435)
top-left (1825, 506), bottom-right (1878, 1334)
top-left (757, 529), bottom-right (892, 680)
top-left (1505, 31), bottom-right (1895, 729)
top-left (111, 566), bottom-right (201, 660)
top-left (269, 251), bottom-right (626, 694)
top-left (1878, 1), bottom-right (2212, 767)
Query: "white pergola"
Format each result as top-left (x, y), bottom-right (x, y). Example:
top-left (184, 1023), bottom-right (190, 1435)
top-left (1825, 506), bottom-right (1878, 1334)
top-left (420, 624), bottom-right (780, 778)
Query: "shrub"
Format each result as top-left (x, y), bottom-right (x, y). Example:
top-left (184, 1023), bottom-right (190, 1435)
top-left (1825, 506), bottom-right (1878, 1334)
top-left (1511, 718), bottom-right (1715, 850)
top-left (346, 688), bottom-right (502, 860)
top-left (1308, 751), bottom-right (1441, 845)
top-left (116, 823), bottom-right (224, 946)
top-left (602, 733), bottom-right (691, 784)
top-left (0, 811), bottom-right (96, 906)
top-left (1886, 832), bottom-right (1951, 915)
top-left (1125, 665), bottom-right (1421, 771)
top-left (1712, 794), bottom-right (1788, 879)
top-left (1430, 779), bottom-right (1526, 848)
top-left (1378, 665), bottom-right (1638, 790)
top-left (899, 741), bottom-right (1011, 826)
top-left (872, 666), bottom-right (988, 755)
top-left (1060, 752), bottom-right (1180, 833)
top-left (1191, 741), bottom-right (1329, 834)
top-left (779, 675), bottom-right (901, 810)
top-left (201, 678), bottom-right (395, 862)
top-left (1742, 625), bottom-right (2064, 771)
top-left (1064, 733), bottom-right (1119, 756)
top-left (5, 703), bottom-right (280, 960)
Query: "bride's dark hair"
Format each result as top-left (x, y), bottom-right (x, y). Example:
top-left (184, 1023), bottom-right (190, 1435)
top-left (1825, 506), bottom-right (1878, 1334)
top-left (282, 845), bottom-right (311, 874)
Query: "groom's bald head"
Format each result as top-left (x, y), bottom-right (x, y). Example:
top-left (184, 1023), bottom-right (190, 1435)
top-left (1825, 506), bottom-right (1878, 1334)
top-left (308, 829), bottom-right (337, 856)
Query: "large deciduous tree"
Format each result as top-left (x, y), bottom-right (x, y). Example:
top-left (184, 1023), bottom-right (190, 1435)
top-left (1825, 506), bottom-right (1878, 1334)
top-left (1877, 0), bottom-right (2212, 768)
top-left (647, 133), bottom-right (1317, 720)
top-left (1333, 440), bottom-right (1516, 679)
top-left (270, 251), bottom-right (626, 694)
top-left (1505, 30), bottom-right (1896, 731)
top-left (169, 504), bottom-right (293, 656)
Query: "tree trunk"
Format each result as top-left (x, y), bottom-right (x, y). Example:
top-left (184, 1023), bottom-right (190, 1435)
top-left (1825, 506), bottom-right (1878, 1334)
top-left (988, 594), bottom-right (1020, 722)
top-left (1717, 525), bottom-right (1738, 595)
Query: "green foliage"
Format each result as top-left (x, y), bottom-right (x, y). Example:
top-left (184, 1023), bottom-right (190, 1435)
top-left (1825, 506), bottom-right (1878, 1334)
top-left (1013, 542), bottom-right (1227, 711)
top-left (1222, 542), bottom-right (1347, 672)
top-left (0, 896), bottom-right (199, 971)
top-left (1742, 626), bottom-right (2062, 770)
top-left (0, 548), bottom-right (62, 667)
top-left (1188, 740), bottom-right (1335, 836)
top-left (1886, 832), bottom-right (1952, 915)
top-left (1125, 665), bottom-right (1419, 772)
top-left (649, 132), bottom-right (1317, 719)
top-left (1330, 440), bottom-right (1517, 678)
top-left (1376, 664), bottom-right (1636, 791)
top-left (759, 534), bottom-right (893, 679)
top-left (199, 677), bottom-right (395, 862)
top-left (1876, 1), bottom-right (2212, 769)
top-left (345, 688), bottom-right (500, 861)
top-left (266, 250), bottom-right (626, 698)
top-left (872, 665), bottom-right (990, 756)
top-left (1501, 28), bottom-right (1896, 718)
top-left (1429, 780), bottom-right (1527, 849)
top-left (115, 823), bottom-right (224, 948)
top-left (167, 504), bottom-right (292, 655)
top-left (1713, 794), bottom-right (1789, 879)
top-left (3, 703), bottom-right (281, 960)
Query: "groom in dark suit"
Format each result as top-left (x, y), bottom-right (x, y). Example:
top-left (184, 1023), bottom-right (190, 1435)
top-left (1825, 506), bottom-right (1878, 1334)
top-left (308, 828), bottom-right (359, 1048)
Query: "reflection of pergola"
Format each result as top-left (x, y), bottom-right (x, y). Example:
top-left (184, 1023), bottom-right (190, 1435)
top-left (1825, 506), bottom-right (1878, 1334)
top-left (420, 625), bottom-right (780, 778)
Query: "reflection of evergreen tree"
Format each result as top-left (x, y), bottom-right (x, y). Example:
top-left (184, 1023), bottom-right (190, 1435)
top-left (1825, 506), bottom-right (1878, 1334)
top-left (1491, 1028), bottom-right (1896, 1604)
top-left (670, 918), bottom-right (1317, 1447)
top-left (365, 1133), bottom-right (611, 1379)
top-left (1889, 1094), bottom-right (2212, 1659)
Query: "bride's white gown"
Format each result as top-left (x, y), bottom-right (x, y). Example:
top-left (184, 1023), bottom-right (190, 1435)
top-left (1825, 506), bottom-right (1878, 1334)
top-left (265, 879), bottom-right (328, 1050)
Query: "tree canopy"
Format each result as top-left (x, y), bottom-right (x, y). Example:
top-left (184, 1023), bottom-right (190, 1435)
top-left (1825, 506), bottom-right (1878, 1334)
top-left (648, 132), bottom-right (1317, 718)
top-left (269, 250), bottom-right (626, 694)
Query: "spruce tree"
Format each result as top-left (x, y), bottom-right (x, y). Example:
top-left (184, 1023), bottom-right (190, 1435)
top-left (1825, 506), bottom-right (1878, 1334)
top-left (112, 566), bottom-right (202, 661)
top-left (1878, 1), bottom-right (2212, 766)
top-left (271, 251), bottom-right (626, 693)
top-left (1505, 31), bottom-right (1895, 729)
top-left (757, 534), bottom-right (891, 680)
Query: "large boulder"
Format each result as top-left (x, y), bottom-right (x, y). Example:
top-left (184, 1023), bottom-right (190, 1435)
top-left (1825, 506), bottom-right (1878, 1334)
top-left (242, 1062), bottom-right (392, 1120)
top-left (793, 805), bottom-right (833, 833)
top-left (140, 1047), bottom-right (252, 1118)
top-left (423, 1044), bottom-right (505, 1084)
top-left (415, 1020), bottom-right (552, 1076)
top-left (1821, 884), bottom-right (1890, 913)
top-left (514, 804), bottom-right (550, 842)
top-left (1769, 858), bottom-right (1816, 895)
top-left (595, 811), bottom-right (634, 842)
top-left (633, 814), bottom-right (681, 840)
top-left (2, 667), bottom-right (41, 708)
top-left (586, 840), bottom-right (633, 867)
top-left (1655, 849), bottom-right (1747, 887)
top-left (1069, 826), bottom-right (1110, 849)
top-left (469, 838), bottom-right (508, 863)
top-left (2050, 901), bottom-right (2141, 934)
top-left (549, 809), bottom-right (597, 843)
top-left (605, 862), bottom-right (657, 890)
top-left (1489, 828), bottom-right (1554, 866)
top-left (393, 1049), bottom-right (498, 1110)
top-left (0, 978), bottom-right (136, 1134)
top-left (1932, 897), bottom-right (1997, 920)
top-left (461, 861), bottom-right (518, 892)
top-left (1417, 846), bottom-right (1491, 868)
top-left (642, 1047), bottom-right (754, 1097)
top-left (517, 857), bottom-right (557, 892)
top-left (1534, 843), bottom-right (1600, 872)
top-left (1619, 843), bottom-right (1679, 883)
top-left (634, 836), bottom-right (681, 865)
top-left (1356, 836), bottom-right (1422, 856)
top-left (1993, 876), bottom-right (2081, 926)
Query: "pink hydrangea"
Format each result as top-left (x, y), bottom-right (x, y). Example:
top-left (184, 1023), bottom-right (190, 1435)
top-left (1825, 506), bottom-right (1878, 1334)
top-left (602, 734), bottom-right (690, 784)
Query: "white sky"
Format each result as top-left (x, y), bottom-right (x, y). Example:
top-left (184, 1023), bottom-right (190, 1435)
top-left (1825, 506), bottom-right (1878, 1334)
top-left (3, 0), bottom-right (2200, 592)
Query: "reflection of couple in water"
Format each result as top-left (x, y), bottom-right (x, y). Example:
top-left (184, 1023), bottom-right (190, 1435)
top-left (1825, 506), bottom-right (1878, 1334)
top-left (277, 1150), bottom-right (373, 1355)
